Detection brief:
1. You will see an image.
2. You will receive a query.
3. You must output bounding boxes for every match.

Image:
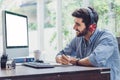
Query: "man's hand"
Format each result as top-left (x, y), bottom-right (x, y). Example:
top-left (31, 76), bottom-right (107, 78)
top-left (56, 54), bottom-right (70, 65)
top-left (69, 57), bottom-right (78, 65)
top-left (56, 55), bottom-right (78, 65)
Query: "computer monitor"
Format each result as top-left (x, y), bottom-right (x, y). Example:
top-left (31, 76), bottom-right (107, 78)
top-left (2, 10), bottom-right (29, 59)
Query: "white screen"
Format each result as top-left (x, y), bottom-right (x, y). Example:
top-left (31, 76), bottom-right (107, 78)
top-left (6, 13), bottom-right (28, 47)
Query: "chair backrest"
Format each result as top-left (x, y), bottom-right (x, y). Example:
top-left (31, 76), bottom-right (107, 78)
top-left (116, 37), bottom-right (120, 52)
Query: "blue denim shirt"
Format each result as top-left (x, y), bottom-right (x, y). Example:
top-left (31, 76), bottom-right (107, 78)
top-left (57, 28), bottom-right (120, 80)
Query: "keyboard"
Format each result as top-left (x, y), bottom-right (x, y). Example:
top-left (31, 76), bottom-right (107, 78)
top-left (22, 62), bottom-right (54, 69)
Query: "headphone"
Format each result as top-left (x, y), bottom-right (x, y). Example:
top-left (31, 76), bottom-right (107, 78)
top-left (86, 7), bottom-right (96, 32)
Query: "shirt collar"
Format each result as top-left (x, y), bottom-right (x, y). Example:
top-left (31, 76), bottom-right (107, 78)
top-left (89, 28), bottom-right (99, 43)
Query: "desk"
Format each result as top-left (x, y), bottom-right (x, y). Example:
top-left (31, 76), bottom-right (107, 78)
top-left (0, 65), bottom-right (110, 80)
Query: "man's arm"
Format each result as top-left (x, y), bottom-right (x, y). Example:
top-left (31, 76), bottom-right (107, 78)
top-left (75, 57), bottom-right (94, 66)
top-left (56, 38), bottom-right (77, 64)
top-left (56, 54), bottom-right (94, 66)
top-left (68, 56), bottom-right (94, 66)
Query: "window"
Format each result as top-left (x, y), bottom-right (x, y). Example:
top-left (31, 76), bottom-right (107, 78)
top-left (0, 0), bottom-right (120, 62)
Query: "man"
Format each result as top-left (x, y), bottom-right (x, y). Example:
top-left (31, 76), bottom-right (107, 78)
top-left (56, 7), bottom-right (120, 80)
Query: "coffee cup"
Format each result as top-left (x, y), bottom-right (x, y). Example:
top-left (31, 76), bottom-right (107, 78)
top-left (34, 50), bottom-right (41, 61)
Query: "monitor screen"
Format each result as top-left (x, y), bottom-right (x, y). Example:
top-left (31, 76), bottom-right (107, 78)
top-left (2, 10), bottom-right (29, 59)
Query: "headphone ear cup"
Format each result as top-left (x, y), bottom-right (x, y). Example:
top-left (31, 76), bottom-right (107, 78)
top-left (89, 24), bottom-right (96, 32)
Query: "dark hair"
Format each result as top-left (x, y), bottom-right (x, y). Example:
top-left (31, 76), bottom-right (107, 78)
top-left (72, 7), bottom-right (98, 28)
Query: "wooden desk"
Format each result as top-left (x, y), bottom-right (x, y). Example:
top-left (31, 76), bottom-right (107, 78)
top-left (0, 65), bottom-right (110, 80)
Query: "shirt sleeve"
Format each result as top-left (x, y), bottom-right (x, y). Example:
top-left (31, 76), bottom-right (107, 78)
top-left (56, 37), bottom-right (77, 56)
top-left (88, 33), bottom-right (116, 67)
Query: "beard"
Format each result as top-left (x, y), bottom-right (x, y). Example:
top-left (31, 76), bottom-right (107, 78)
top-left (76, 28), bottom-right (88, 37)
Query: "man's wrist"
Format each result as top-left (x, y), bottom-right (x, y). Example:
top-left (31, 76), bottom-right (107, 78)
top-left (76, 59), bottom-right (79, 65)
top-left (76, 59), bottom-right (83, 66)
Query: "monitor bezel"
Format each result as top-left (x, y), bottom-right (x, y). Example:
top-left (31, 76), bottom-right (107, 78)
top-left (3, 10), bottom-right (29, 48)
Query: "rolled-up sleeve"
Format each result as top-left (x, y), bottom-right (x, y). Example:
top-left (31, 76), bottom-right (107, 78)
top-left (88, 35), bottom-right (115, 67)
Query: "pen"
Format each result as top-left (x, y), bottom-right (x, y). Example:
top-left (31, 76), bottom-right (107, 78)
top-left (61, 50), bottom-right (72, 65)
top-left (61, 50), bottom-right (66, 55)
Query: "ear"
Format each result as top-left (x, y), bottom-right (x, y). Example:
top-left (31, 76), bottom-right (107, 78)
top-left (89, 24), bottom-right (96, 32)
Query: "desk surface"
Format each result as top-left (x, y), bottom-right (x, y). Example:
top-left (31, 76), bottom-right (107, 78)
top-left (0, 65), bottom-right (110, 80)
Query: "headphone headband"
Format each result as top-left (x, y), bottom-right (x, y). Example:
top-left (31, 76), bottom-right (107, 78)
top-left (86, 7), bottom-right (95, 24)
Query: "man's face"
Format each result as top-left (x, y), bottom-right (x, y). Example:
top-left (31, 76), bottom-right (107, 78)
top-left (73, 18), bottom-right (88, 37)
